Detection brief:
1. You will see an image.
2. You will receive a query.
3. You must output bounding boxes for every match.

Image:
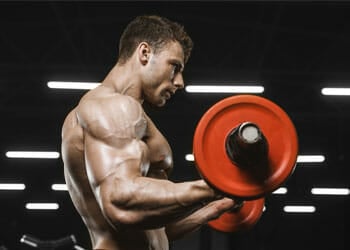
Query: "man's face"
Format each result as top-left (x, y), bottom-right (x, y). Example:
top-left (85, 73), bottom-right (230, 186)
top-left (142, 41), bottom-right (185, 107)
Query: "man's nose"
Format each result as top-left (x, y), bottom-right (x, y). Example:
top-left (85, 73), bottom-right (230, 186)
top-left (173, 73), bottom-right (184, 89)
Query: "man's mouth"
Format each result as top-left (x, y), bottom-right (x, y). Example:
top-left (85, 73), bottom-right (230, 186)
top-left (164, 91), bottom-right (172, 100)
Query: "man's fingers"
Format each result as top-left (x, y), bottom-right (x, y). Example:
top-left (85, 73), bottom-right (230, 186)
top-left (202, 198), bottom-right (235, 221)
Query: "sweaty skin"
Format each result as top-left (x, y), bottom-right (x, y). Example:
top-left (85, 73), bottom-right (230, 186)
top-left (61, 41), bottom-right (235, 250)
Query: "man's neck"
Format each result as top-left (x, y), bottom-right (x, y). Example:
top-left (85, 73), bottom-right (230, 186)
top-left (102, 62), bottom-right (144, 104)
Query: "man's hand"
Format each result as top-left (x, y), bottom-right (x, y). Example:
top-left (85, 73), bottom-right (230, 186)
top-left (200, 198), bottom-right (237, 222)
top-left (165, 197), bottom-right (237, 240)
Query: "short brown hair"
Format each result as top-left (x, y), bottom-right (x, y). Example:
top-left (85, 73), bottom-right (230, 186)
top-left (118, 15), bottom-right (193, 64)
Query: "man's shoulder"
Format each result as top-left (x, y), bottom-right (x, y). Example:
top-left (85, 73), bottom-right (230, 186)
top-left (76, 92), bottom-right (145, 134)
top-left (79, 92), bottom-right (141, 115)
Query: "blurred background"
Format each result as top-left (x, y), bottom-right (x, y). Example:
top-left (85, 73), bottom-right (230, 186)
top-left (0, 1), bottom-right (349, 249)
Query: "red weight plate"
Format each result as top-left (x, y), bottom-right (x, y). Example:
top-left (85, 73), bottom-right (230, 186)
top-left (193, 95), bottom-right (298, 199)
top-left (208, 198), bottom-right (265, 233)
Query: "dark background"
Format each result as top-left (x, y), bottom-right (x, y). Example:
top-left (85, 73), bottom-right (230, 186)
top-left (0, 1), bottom-right (349, 249)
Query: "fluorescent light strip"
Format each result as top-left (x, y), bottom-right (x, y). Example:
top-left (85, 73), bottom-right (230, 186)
top-left (6, 151), bottom-right (60, 159)
top-left (20, 237), bottom-right (38, 248)
top-left (321, 88), bottom-right (350, 96)
top-left (283, 205), bottom-right (316, 213)
top-left (272, 187), bottom-right (288, 194)
top-left (185, 154), bottom-right (194, 161)
top-left (47, 81), bottom-right (100, 90)
top-left (52, 184), bottom-right (68, 191)
top-left (311, 188), bottom-right (350, 195)
top-left (0, 183), bottom-right (26, 190)
top-left (297, 155), bottom-right (325, 163)
top-left (25, 203), bottom-right (59, 210)
top-left (185, 85), bottom-right (264, 93)
top-left (74, 246), bottom-right (86, 250)
top-left (186, 154), bottom-right (325, 163)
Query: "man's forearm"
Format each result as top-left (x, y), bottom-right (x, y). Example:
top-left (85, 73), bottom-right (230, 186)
top-left (101, 176), bottom-right (218, 229)
top-left (132, 177), bottom-right (216, 207)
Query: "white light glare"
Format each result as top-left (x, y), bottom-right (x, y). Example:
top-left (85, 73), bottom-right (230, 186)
top-left (272, 187), bottom-right (288, 194)
top-left (185, 85), bottom-right (264, 93)
top-left (52, 184), bottom-right (68, 191)
top-left (6, 151), bottom-right (60, 159)
top-left (311, 188), bottom-right (350, 195)
top-left (25, 203), bottom-right (59, 210)
top-left (297, 155), bottom-right (325, 163)
top-left (186, 154), bottom-right (325, 163)
top-left (0, 183), bottom-right (26, 190)
top-left (20, 237), bottom-right (38, 248)
top-left (283, 206), bottom-right (316, 213)
top-left (185, 154), bottom-right (194, 161)
top-left (321, 88), bottom-right (350, 96)
top-left (47, 81), bottom-right (100, 90)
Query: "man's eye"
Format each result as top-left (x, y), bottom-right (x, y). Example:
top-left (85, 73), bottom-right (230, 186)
top-left (171, 65), bottom-right (178, 79)
top-left (173, 64), bottom-right (179, 73)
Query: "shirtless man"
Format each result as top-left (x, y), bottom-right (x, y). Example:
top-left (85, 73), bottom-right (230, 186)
top-left (61, 15), bottom-right (236, 250)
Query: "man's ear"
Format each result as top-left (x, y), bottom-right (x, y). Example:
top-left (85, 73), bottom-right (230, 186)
top-left (138, 42), bottom-right (151, 65)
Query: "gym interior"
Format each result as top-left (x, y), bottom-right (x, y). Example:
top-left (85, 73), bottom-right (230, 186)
top-left (0, 1), bottom-right (349, 250)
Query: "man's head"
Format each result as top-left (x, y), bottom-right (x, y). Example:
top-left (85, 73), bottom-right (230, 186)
top-left (117, 15), bottom-right (193, 107)
top-left (118, 15), bottom-right (193, 65)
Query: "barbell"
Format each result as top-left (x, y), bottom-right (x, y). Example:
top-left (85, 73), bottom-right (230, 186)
top-left (193, 95), bottom-right (298, 232)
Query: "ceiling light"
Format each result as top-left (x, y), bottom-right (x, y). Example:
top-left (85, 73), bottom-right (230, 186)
top-left (51, 184), bottom-right (68, 191)
top-left (47, 81), bottom-right (100, 90)
top-left (321, 87), bottom-right (350, 96)
top-left (297, 155), bottom-right (325, 163)
top-left (283, 205), bottom-right (316, 213)
top-left (5, 151), bottom-right (60, 159)
top-left (185, 85), bottom-right (264, 93)
top-left (311, 188), bottom-right (350, 195)
top-left (272, 187), bottom-right (287, 194)
top-left (185, 154), bottom-right (194, 161)
top-left (0, 183), bottom-right (26, 190)
top-left (20, 235), bottom-right (38, 248)
top-left (25, 203), bottom-right (59, 210)
top-left (186, 154), bottom-right (325, 163)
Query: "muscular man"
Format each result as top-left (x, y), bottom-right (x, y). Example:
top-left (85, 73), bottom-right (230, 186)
top-left (61, 15), bottom-right (236, 250)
